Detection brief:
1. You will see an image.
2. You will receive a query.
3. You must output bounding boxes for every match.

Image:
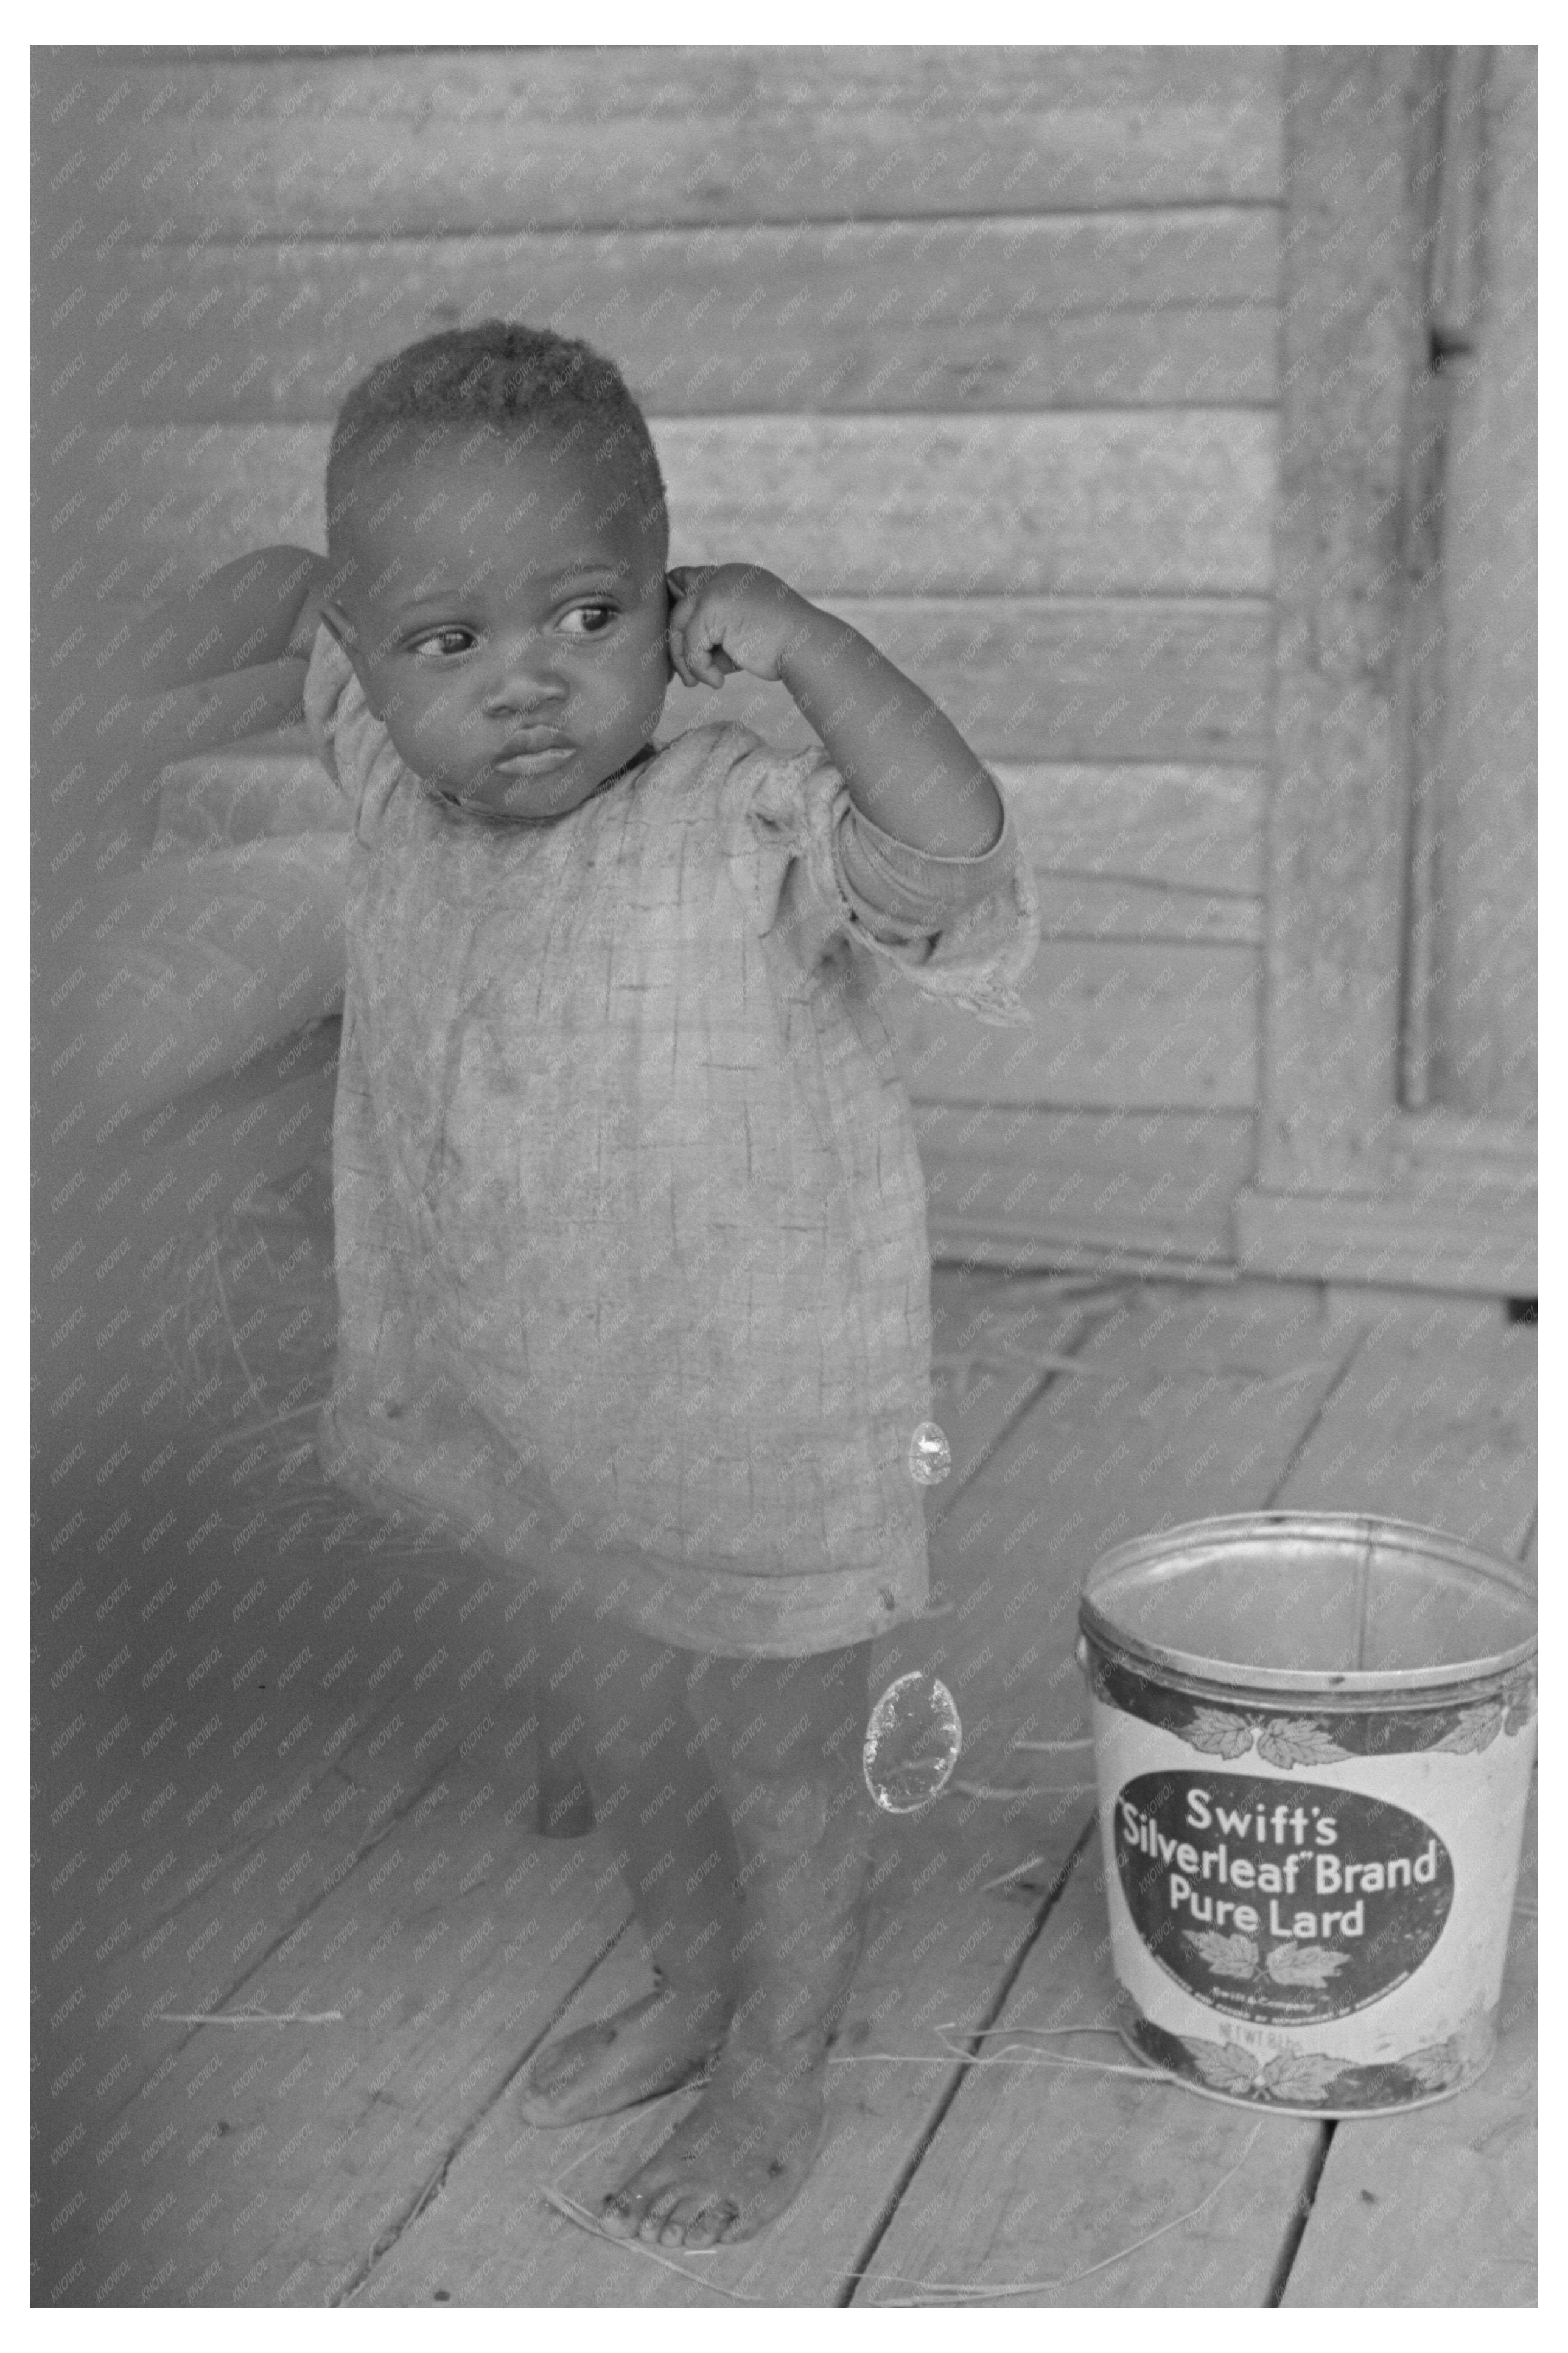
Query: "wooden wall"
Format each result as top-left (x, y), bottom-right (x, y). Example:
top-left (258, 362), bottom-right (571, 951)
top-left (37, 46), bottom-right (1286, 1301)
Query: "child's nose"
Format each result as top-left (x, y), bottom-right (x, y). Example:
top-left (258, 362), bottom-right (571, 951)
top-left (481, 643), bottom-right (567, 714)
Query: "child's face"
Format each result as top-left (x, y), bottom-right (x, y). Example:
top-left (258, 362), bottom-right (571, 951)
top-left (323, 427), bottom-right (673, 820)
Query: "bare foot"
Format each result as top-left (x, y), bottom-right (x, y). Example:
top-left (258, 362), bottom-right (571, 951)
top-left (598, 2036), bottom-right (830, 2248)
top-left (519, 1980), bottom-right (730, 2127)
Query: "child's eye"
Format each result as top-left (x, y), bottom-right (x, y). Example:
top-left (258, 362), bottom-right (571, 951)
top-left (408, 627), bottom-right (475, 659)
top-left (559, 604), bottom-right (617, 638)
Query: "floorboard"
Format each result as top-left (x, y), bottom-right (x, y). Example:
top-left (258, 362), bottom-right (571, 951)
top-left (38, 1509), bottom-right (637, 2303)
top-left (352, 1811), bottom-right (1084, 2309)
top-left (1269, 1294), bottom-right (1538, 2307)
top-left (1277, 1294), bottom-right (1536, 1551)
top-left (57, 1796), bottom-right (629, 2307)
top-left (37, 1278), bottom-right (1535, 2307)
top-left (39, 1499), bottom-right (542, 2101)
top-left (852, 1281), bottom-right (1351, 2306)
top-left (928, 1268), bottom-right (1131, 1512)
top-left (1279, 1790), bottom-right (1536, 2307)
top-left (852, 1840), bottom-right (1325, 2307)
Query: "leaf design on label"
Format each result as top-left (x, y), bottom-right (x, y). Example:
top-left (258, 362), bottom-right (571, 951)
top-left (1264, 1941), bottom-right (1352, 1988)
top-left (1186, 1928), bottom-right (1259, 1980)
top-left (1255, 1717), bottom-right (1350, 1769)
top-left (1502, 1664), bottom-right (1538, 1735)
top-left (1185, 2036), bottom-right (1259, 2094)
top-left (1431, 1702), bottom-right (1503, 1755)
top-left (1182, 1706), bottom-right (1255, 1759)
top-left (1401, 2036), bottom-right (1460, 2092)
top-left (1256, 2049), bottom-right (1345, 2103)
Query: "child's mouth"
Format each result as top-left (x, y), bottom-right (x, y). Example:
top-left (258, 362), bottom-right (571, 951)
top-left (494, 745), bottom-right (575, 775)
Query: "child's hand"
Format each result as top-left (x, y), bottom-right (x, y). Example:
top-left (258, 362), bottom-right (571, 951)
top-left (665, 565), bottom-right (819, 691)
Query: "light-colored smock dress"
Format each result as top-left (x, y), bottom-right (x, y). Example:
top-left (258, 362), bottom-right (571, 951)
top-left (303, 628), bottom-right (1039, 1657)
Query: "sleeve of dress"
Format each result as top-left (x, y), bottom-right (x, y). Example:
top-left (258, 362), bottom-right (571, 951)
top-left (301, 623), bottom-right (407, 841)
top-left (716, 732), bottom-right (1041, 1029)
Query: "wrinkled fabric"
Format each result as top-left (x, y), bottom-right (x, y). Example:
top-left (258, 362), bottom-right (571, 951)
top-left (304, 625), bottom-right (1039, 1655)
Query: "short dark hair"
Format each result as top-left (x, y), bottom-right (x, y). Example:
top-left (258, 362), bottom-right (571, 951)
top-left (325, 320), bottom-right (667, 556)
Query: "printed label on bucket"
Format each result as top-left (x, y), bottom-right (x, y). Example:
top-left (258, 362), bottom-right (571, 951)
top-left (1114, 1770), bottom-right (1454, 2023)
top-left (1084, 1664), bottom-right (1537, 2113)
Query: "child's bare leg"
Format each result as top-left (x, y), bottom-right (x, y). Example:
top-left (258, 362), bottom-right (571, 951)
top-left (599, 1639), bottom-right (873, 2249)
top-left (520, 1603), bottom-right (743, 2125)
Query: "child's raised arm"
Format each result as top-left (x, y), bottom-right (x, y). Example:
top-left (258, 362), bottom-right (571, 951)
top-left (667, 564), bottom-right (1004, 860)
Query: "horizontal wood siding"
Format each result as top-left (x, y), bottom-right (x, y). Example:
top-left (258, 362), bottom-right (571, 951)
top-left (64, 47), bottom-right (1282, 233)
top-left (79, 415), bottom-right (1275, 597)
top-left (38, 46), bottom-right (1287, 1284)
top-left (917, 1104), bottom-right (1256, 1266)
top-left (893, 941), bottom-right (1258, 1109)
top-left (66, 213), bottom-right (1278, 422)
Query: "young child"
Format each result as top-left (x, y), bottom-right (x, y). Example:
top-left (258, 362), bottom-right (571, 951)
top-left (136, 322), bottom-right (1038, 2250)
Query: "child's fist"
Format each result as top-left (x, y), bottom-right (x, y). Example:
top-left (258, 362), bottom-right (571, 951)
top-left (665, 565), bottom-right (817, 691)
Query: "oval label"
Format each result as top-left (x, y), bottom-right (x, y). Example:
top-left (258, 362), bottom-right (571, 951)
top-left (1113, 1770), bottom-right (1454, 2022)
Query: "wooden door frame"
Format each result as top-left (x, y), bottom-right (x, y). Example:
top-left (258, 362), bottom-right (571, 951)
top-left (1233, 46), bottom-right (1536, 1296)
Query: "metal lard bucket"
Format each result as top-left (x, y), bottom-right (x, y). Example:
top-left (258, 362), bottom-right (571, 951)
top-left (1077, 1512), bottom-right (1537, 2116)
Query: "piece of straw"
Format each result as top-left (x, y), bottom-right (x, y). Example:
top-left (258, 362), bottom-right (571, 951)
top-left (933, 1345), bottom-right (1339, 1392)
top-left (978, 1856), bottom-right (1048, 1892)
top-left (827, 2023), bottom-right (1180, 2088)
top-left (932, 1348), bottom-right (1115, 1380)
top-left (155, 2005), bottom-right (345, 2026)
top-left (953, 1780), bottom-right (1097, 1801)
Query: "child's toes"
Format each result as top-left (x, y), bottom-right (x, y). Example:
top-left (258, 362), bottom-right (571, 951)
top-left (653, 2189), bottom-right (730, 2247)
top-left (598, 2181), bottom-right (670, 2240)
top-left (672, 2198), bottom-right (738, 2250)
top-left (635, 2186), bottom-right (688, 2243)
top-left (597, 2191), bottom-right (642, 2238)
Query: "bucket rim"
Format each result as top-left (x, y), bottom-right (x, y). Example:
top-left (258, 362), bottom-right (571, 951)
top-left (1079, 1510), bottom-right (1536, 1699)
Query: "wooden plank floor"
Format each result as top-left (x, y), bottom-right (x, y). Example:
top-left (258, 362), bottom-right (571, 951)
top-left (1273, 1297), bottom-right (1538, 2309)
top-left (33, 1275), bottom-right (1535, 2308)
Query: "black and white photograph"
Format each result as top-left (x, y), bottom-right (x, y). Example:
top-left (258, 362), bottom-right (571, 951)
top-left (30, 18), bottom-right (1539, 2312)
